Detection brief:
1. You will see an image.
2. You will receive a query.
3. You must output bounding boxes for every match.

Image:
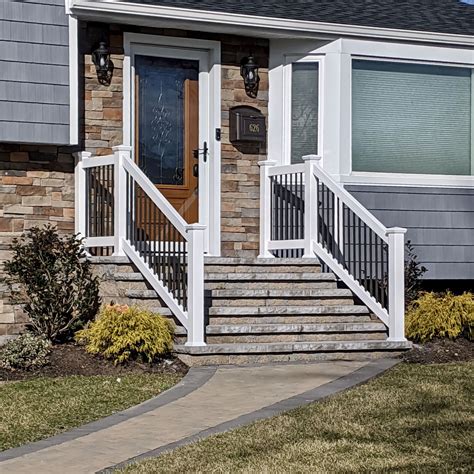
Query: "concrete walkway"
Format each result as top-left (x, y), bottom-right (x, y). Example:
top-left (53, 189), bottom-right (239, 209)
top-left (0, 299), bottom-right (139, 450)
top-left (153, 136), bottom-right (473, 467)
top-left (0, 359), bottom-right (398, 473)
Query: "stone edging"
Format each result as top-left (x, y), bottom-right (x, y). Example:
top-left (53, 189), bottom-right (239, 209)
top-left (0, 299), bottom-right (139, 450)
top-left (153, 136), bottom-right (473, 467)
top-left (100, 358), bottom-right (400, 473)
top-left (0, 367), bottom-right (217, 463)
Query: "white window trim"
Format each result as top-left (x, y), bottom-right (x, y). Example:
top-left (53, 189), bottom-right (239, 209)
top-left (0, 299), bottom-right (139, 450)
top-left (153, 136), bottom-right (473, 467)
top-left (123, 33), bottom-right (222, 255)
top-left (269, 38), bottom-right (474, 188)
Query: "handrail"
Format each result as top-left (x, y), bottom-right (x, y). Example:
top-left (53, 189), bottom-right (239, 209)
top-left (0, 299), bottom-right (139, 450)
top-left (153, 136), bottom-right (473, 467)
top-left (75, 146), bottom-right (206, 347)
top-left (310, 157), bottom-right (388, 242)
top-left (259, 155), bottom-right (407, 342)
top-left (122, 156), bottom-right (189, 237)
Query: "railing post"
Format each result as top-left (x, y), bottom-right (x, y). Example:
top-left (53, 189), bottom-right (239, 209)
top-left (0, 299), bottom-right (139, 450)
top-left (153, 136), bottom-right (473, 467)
top-left (186, 223), bottom-right (207, 346)
top-left (112, 145), bottom-right (131, 256)
top-left (302, 155), bottom-right (321, 258)
top-left (74, 151), bottom-right (90, 239)
top-left (386, 227), bottom-right (407, 342)
top-left (258, 160), bottom-right (276, 258)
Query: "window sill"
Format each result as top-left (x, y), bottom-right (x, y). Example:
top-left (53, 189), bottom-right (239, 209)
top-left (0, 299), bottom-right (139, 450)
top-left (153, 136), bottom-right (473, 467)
top-left (339, 172), bottom-right (474, 189)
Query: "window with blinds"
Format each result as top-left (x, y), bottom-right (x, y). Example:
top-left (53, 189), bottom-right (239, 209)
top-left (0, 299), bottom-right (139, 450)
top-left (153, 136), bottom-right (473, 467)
top-left (352, 60), bottom-right (473, 176)
top-left (291, 62), bottom-right (319, 164)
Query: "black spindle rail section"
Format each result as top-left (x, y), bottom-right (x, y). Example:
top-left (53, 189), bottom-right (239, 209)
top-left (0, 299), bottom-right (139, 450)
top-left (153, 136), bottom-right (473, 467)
top-left (270, 172), bottom-right (304, 258)
top-left (86, 165), bottom-right (114, 256)
top-left (126, 175), bottom-right (188, 310)
top-left (316, 179), bottom-right (389, 310)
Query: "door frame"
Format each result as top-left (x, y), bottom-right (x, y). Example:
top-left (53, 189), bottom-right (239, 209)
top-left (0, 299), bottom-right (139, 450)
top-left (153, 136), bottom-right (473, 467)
top-left (123, 33), bottom-right (222, 255)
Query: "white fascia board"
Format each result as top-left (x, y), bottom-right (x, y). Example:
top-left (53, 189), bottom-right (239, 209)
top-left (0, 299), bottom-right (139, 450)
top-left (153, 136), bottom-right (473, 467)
top-left (70, 0), bottom-right (474, 46)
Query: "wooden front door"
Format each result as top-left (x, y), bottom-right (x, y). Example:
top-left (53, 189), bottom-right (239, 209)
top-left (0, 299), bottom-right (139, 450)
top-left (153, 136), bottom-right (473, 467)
top-left (135, 55), bottom-right (199, 224)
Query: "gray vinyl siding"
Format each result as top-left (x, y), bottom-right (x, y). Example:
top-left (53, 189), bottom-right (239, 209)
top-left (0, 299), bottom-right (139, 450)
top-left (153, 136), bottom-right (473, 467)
top-left (0, 0), bottom-right (70, 145)
top-left (346, 185), bottom-right (474, 280)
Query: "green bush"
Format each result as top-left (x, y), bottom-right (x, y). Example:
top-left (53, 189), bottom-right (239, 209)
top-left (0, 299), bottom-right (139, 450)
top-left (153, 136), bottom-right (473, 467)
top-left (406, 292), bottom-right (474, 343)
top-left (0, 333), bottom-right (51, 371)
top-left (4, 225), bottom-right (101, 342)
top-left (75, 304), bottom-right (174, 364)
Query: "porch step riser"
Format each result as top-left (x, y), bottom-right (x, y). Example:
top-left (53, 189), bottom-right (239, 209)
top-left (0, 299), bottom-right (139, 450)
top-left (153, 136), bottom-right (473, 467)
top-left (208, 298), bottom-right (354, 307)
top-left (209, 315), bottom-right (374, 325)
top-left (205, 282), bottom-right (338, 290)
top-left (205, 265), bottom-right (321, 274)
top-left (176, 333), bottom-right (387, 344)
top-left (205, 273), bottom-right (335, 281)
top-left (177, 351), bottom-right (406, 367)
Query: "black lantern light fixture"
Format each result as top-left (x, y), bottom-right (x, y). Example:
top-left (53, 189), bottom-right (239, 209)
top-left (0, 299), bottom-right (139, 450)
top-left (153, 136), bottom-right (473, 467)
top-left (240, 54), bottom-right (260, 98)
top-left (92, 40), bottom-right (112, 85)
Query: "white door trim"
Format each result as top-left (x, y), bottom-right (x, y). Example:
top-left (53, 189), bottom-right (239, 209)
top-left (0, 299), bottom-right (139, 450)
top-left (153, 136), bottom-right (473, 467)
top-left (123, 33), bottom-right (222, 255)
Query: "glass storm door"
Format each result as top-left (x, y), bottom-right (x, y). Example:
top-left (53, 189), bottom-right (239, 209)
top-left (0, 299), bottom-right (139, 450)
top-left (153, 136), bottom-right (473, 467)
top-left (135, 55), bottom-right (199, 223)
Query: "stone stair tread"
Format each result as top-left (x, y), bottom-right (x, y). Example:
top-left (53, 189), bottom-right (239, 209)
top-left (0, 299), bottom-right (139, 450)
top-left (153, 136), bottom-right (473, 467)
top-left (175, 339), bottom-right (412, 354)
top-left (209, 305), bottom-right (370, 316)
top-left (88, 256), bottom-right (131, 264)
top-left (205, 322), bottom-right (386, 335)
top-left (205, 272), bottom-right (336, 281)
top-left (204, 257), bottom-right (321, 265)
top-left (209, 288), bottom-right (352, 298)
top-left (125, 289), bottom-right (158, 298)
top-left (113, 272), bottom-right (144, 281)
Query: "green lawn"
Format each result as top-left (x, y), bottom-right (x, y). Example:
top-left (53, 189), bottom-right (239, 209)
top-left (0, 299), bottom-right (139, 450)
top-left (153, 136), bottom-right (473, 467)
top-left (0, 374), bottom-right (181, 451)
top-left (123, 363), bottom-right (473, 473)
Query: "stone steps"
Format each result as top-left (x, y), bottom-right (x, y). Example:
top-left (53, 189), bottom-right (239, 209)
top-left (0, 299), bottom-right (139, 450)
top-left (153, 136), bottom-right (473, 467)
top-left (89, 256), bottom-right (412, 367)
top-left (175, 321), bottom-right (387, 344)
top-left (175, 340), bottom-right (411, 366)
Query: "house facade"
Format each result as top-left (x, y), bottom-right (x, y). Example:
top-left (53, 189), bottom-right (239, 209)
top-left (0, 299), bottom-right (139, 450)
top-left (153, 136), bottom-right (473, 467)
top-left (0, 0), bottom-right (473, 360)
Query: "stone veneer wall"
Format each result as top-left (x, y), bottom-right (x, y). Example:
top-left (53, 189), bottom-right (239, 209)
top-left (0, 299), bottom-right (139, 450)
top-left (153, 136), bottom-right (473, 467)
top-left (0, 145), bottom-right (76, 338)
top-left (0, 23), bottom-right (269, 337)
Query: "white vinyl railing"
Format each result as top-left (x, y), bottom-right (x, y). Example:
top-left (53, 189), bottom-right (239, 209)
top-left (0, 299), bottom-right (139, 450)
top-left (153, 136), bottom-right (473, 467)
top-left (75, 145), bottom-right (206, 347)
top-left (259, 155), bottom-right (407, 342)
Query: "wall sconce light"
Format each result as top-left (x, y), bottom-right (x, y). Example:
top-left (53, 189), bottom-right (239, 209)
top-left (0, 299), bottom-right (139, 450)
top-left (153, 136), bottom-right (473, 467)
top-left (92, 40), bottom-right (112, 85)
top-left (240, 55), bottom-right (260, 98)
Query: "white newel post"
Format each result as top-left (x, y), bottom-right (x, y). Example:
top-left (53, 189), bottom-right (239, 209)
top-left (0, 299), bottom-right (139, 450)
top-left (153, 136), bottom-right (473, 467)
top-left (112, 145), bottom-right (131, 256)
top-left (186, 223), bottom-right (207, 346)
top-left (302, 155), bottom-right (321, 258)
top-left (386, 227), bottom-right (408, 342)
top-left (74, 151), bottom-right (90, 239)
top-left (258, 160), bottom-right (276, 258)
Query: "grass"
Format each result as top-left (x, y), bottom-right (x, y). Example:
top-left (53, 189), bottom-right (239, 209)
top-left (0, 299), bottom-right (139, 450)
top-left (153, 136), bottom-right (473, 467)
top-left (123, 363), bottom-right (473, 473)
top-left (0, 373), bottom-right (181, 451)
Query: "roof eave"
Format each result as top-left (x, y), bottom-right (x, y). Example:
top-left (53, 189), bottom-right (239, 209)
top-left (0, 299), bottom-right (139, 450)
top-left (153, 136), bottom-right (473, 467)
top-left (70, 0), bottom-right (474, 46)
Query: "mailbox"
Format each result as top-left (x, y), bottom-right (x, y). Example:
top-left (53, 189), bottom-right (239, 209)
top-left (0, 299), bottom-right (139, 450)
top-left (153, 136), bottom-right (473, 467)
top-left (230, 106), bottom-right (266, 144)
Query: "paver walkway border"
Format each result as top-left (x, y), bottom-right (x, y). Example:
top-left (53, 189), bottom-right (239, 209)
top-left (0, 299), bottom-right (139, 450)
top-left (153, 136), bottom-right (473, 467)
top-left (0, 358), bottom-right (400, 472)
top-left (0, 367), bottom-right (216, 462)
top-left (103, 358), bottom-right (398, 472)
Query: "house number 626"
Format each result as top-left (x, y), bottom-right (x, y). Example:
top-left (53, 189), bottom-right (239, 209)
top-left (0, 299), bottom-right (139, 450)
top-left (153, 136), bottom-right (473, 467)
top-left (249, 123), bottom-right (260, 133)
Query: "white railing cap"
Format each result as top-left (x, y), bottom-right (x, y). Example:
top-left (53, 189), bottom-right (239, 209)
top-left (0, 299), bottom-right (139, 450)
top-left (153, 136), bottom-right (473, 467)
top-left (112, 145), bottom-right (132, 152)
top-left (386, 227), bottom-right (407, 235)
top-left (258, 160), bottom-right (277, 167)
top-left (302, 154), bottom-right (322, 162)
top-left (185, 223), bottom-right (207, 232)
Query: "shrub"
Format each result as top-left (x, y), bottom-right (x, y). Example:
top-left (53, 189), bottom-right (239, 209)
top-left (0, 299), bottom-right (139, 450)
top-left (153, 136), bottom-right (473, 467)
top-left (405, 240), bottom-right (428, 307)
top-left (4, 225), bottom-right (101, 342)
top-left (0, 333), bottom-right (51, 371)
top-left (406, 292), bottom-right (474, 343)
top-left (75, 304), bottom-right (174, 364)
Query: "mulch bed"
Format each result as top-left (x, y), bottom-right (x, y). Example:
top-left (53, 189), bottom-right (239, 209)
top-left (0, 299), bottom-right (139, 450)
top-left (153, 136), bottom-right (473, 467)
top-left (0, 343), bottom-right (188, 382)
top-left (402, 337), bottom-right (473, 364)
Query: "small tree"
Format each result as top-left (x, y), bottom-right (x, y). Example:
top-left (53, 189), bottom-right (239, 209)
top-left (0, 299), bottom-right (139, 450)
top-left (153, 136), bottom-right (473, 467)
top-left (4, 225), bottom-right (100, 342)
top-left (405, 240), bottom-right (427, 307)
